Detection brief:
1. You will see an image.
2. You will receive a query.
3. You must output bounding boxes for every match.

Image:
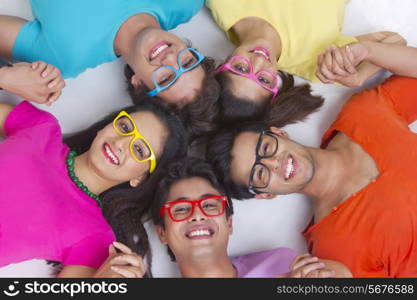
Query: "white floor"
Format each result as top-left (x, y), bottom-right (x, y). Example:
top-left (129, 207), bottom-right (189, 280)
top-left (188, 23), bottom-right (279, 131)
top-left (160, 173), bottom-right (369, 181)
top-left (1, 0), bottom-right (416, 277)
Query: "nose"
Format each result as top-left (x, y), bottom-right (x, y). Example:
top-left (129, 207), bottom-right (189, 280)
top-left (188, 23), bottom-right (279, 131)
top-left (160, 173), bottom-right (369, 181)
top-left (250, 55), bottom-right (267, 73)
top-left (188, 204), bottom-right (206, 222)
top-left (260, 156), bottom-right (279, 174)
top-left (114, 135), bottom-right (131, 155)
top-left (160, 50), bottom-right (178, 68)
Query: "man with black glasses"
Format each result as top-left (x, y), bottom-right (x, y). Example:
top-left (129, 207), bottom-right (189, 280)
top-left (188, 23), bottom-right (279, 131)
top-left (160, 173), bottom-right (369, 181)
top-left (207, 42), bottom-right (417, 277)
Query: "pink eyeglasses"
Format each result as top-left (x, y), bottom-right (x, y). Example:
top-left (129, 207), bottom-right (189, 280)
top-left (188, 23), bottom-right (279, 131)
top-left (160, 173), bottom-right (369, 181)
top-left (216, 56), bottom-right (279, 100)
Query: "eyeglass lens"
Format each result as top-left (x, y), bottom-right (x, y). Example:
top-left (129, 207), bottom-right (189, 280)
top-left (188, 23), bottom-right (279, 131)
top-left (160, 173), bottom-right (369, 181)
top-left (114, 116), bottom-right (152, 161)
top-left (170, 198), bottom-right (224, 221)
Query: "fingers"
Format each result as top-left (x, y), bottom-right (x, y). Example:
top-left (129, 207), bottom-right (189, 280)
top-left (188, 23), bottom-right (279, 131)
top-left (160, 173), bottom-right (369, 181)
top-left (306, 269), bottom-right (336, 278)
top-left (111, 254), bottom-right (144, 269)
top-left (109, 244), bottom-right (117, 256)
top-left (111, 265), bottom-right (145, 278)
top-left (46, 90), bottom-right (62, 106)
top-left (290, 253), bottom-right (314, 270)
top-left (292, 255), bottom-right (319, 270)
top-left (113, 241), bottom-right (133, 254)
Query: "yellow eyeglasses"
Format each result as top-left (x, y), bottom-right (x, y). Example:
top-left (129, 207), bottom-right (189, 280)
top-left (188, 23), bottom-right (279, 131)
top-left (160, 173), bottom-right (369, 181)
top-left (112, 110), bottom-right (157, 173)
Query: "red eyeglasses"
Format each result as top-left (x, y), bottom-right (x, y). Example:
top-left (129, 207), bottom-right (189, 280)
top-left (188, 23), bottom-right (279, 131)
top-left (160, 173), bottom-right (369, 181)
top-left (160, 195), bottom-right (229, 222)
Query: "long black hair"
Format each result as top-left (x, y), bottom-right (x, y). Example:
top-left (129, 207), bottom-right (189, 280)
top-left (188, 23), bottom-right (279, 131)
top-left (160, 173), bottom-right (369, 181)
top-left (216, 71), bottom-right (324, 127)
top-left (64, 98), bottom-right (187, 276)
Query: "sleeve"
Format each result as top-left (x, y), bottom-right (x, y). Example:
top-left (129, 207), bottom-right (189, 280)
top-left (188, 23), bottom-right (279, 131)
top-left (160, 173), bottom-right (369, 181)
top-left (379, 76), bottom-right (417, 124)
top-left (4, 101), bottom-right (60, 137)
top-left (61, 231), bottom-right (115, 269)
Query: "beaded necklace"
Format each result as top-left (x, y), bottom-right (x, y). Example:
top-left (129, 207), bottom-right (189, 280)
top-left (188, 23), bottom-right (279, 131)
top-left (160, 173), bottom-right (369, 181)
top-left (66, 150), bottom-right (102, 206)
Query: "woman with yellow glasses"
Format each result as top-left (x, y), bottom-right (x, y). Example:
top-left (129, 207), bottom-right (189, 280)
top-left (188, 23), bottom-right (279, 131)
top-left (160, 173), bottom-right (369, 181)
top-left (0, 97), bottom-right (186, 278)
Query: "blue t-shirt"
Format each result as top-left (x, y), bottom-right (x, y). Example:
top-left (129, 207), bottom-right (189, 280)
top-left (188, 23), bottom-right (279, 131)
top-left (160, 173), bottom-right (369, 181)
top-left (12, 0), bottom-right (204, 78)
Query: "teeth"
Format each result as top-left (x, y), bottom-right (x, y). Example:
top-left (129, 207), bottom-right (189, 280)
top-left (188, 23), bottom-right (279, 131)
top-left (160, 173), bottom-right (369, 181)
top-left (285, 157), bottom-right (294, 180)
top-left (253, 49), bottom-right (269, 60)
top-left (188, 229), bottom-right (211, 237)
top-left (104, 144), bottom-right (119, 164)
top-left (150, 44), bottom-right (168, 59)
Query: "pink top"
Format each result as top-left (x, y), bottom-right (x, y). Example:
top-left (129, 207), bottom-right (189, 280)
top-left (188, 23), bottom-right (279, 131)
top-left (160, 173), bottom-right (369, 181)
top-left (0, 101), bottom-right (115, 269)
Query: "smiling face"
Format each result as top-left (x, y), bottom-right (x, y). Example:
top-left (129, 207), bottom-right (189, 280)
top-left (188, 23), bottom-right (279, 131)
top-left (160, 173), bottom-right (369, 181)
top-left (129, 28), bottom-right (205, 105)
top-left (230, 127), bottom-right (316, 197)
top-left (156, 177), bottom-right (232, 262)
top-left (221, 44), bottom-right (279, 103)
top-left (88, 110), bottom-right (168, 187)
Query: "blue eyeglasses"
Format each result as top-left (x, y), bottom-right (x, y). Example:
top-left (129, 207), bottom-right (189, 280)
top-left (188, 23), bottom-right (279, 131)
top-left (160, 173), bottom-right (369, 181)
top-left (147, 48), bottom-right (205, 96)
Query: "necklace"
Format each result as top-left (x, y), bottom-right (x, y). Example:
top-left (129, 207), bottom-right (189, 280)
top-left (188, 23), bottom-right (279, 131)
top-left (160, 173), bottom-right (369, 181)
top-left (66, 150), bottom-right (102, 206)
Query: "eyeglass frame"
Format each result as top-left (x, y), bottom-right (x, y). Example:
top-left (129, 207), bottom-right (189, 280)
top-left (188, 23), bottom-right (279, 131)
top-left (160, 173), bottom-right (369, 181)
top-left (159, 195), bottom-right (229, 222)
top-left (147, 48), bottom-right (205, 97)
top-left (216, 55), bottom-right (280, 100)
top-left (248, 130), bottom-right (279, 194)
top-left (112, 110), bottom-right (157, 173)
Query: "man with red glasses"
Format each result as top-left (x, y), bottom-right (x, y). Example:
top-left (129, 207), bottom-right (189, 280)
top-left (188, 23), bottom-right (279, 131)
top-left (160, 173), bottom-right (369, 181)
top-left (151, 157), bottom-right (351, 277)
top-left (207, 43), bottom-right (417, 277)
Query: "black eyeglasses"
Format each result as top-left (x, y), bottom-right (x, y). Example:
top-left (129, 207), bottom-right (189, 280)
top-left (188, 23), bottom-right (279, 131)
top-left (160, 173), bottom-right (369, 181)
top-left (248, 131), bottom-right (279, 194)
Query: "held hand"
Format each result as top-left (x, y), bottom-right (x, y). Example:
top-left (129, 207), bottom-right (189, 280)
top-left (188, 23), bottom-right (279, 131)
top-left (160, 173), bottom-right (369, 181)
top-left (0, 61), bottom-right (65, 105)
top-left (316, 43), bottom-right (369, 86)
top-left (277, 254), bottom-right (336, 278)
top-left (94, 242), bottom-right (146, 278)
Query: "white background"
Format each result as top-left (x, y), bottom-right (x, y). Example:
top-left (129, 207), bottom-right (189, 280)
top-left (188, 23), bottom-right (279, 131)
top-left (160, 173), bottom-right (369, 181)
top-left (0, 0), bottom-right (416, 277)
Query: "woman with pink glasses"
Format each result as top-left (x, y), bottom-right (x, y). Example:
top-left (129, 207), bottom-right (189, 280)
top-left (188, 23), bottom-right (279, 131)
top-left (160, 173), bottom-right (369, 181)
top-left (206, 0), bottom-right (405, 127)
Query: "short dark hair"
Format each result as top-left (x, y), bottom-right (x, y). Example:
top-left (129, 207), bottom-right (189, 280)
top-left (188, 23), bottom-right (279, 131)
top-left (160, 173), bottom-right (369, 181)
top-left (152, 157), bottom-right (234, 261)
top-left (206, 122), bottom-right (267, 200)
top-left (216, 71), bottom-right (324, 127)
top-left (124, 56), bottom-right (220, 141)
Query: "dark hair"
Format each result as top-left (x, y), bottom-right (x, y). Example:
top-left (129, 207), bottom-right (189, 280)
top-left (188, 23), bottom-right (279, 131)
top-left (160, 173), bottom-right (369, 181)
top-left (206, 122), bottom-right (268, 200)
top-left (152, 157), bottom-right (234, 261)
top-left (64, 98), bottom-right (187, 277)
top-left (216, 71), bottom-right (324, 127)
top-left (124, 56), bottom-right (220, 140)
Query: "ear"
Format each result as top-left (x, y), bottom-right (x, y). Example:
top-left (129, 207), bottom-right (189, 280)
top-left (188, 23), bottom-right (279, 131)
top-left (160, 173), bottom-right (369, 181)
top-left (130, 74), bottom-right (141, 89)
top-left (269, 126), bottom-right (289, 139)
top-left (227, 216), bottom-right (233, 235)
top-left (129, 173), bottom-right (147, 188)
top-left (254, 193), bottom-right (276, 200)
top-left (155, 225), bottom-right (168, 244)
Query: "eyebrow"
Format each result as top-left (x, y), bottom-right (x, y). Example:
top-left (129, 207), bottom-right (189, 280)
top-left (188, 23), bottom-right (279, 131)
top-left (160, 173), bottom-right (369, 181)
top-left (173, 193), bottom-right (217, 201)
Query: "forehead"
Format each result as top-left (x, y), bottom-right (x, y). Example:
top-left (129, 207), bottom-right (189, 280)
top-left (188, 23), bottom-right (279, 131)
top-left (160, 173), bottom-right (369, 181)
top-left (159, 66), bottom-right (205, 105)
top-left (166, 177), bottom-right (221, 202)
top-left (230, 131), bottom-right (260, 186)
top-left (129, 110), bottom-right (168, 156)
top-left (226, 72), bottom-right (272, 102)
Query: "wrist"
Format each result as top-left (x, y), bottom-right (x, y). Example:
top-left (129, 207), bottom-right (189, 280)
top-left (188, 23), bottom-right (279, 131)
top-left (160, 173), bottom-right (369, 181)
top-left (0, 63), bottom-right (13, 90)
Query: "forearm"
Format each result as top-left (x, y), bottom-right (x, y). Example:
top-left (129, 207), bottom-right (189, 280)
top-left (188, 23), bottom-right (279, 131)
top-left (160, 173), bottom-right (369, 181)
top-left (363, 41), bottom-right (417, 78)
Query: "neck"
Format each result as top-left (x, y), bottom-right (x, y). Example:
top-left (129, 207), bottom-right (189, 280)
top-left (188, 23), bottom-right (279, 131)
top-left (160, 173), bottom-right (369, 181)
top-left (114, 13), bottom-right (161, 58)
top-left (177, 253), bottom-right (236, 278)
top-left (231, 17), bottom-right (282, 60)
top-left (73, 152), bottom-right (114, 196)
top-left (301, 147), bottom-right (351, 216)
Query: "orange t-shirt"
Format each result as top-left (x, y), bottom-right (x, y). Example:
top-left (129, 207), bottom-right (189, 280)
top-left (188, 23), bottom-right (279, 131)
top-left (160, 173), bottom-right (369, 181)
top-left (304, 76), bottom-right (417, 277)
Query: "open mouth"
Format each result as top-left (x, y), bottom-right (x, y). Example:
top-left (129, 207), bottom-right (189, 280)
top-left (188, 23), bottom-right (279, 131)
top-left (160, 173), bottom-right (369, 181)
top-left (102, 143), bottom-right (120, 165)
top-left (249, 47), bottom-right (271, 62)
top-left (284, 154), bottom-right (297, 181)
top-left (185, 227), bottom-right (215, 240)
top-left (149, 41), bottom-right (172, 61)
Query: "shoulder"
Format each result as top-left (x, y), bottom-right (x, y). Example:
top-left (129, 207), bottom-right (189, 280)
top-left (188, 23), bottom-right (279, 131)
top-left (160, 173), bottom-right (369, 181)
top-left (5, 101), bottom-right (60, 136)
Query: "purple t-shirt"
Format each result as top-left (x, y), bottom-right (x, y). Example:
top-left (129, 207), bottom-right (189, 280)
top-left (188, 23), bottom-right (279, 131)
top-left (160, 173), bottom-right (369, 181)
top-left (0, 101), bottom-right (115, 268)
top-left (232, 247), bottom-right (297, 278)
